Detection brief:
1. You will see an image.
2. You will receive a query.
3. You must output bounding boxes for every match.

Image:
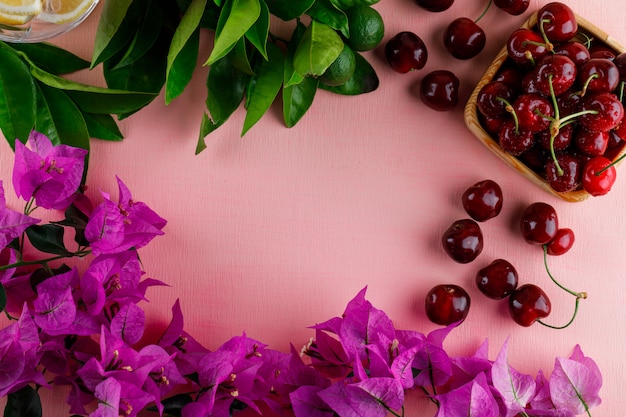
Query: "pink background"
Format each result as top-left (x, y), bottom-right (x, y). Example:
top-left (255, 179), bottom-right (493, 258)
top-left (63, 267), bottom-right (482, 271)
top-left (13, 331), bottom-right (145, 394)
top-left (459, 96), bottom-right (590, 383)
top-left (1, 0), bottom-right (626, 415)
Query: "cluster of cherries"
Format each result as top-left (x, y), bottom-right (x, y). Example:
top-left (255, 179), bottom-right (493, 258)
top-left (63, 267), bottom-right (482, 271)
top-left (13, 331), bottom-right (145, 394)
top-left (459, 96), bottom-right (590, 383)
top-left (477, 2), bottom-right (626, 196)
top-left (384, 0), bottom-right (532, 111)
top-left (425, 179), bottom-right (587, 328)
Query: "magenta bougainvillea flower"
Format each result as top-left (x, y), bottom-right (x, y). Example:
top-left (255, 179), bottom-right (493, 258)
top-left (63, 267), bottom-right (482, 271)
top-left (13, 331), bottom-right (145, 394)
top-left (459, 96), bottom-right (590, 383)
top-left (0, 180), bottom-right (39, 250)
top-left (12, 131), bottom-right (87, 210)
top-left (84, 176), bottom-right (166, 256)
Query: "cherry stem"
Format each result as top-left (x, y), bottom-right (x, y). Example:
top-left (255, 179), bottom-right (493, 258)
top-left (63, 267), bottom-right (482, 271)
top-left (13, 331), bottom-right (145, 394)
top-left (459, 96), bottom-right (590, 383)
top-left (0, 250), bottom-right (92, 271)
top-left (474, 0), bottom-right (492, 24)
top-left (536, 245), bottom-right (587, 329)
top-left (496, 97), bottom-right (520, 133)
top-left (546, 74), bottom-right (564, 176)
top-left (580, 74), bottom-right (599, 97)
top-left (537, 18), bottom-right (555, 52)
top-left (596, 151), bottom-right (626, 175)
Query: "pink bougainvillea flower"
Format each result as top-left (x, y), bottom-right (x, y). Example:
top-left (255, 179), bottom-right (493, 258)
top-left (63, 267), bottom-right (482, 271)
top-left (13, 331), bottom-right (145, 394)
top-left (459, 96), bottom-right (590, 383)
top-left (490, 338), bottom-right (536, 417)
top-left (549, 345), bottom-right (602, 415)
top-left (318, 376), bottom-right (404, 417)
top-left (92, 377), bottom-right (122, 417)
top-left (33, 268), bottom-right (79, 334)
top-left (12, 131), bottom-right (87, 210)
top-left (84, 177), bottom-right (166, 256)
top-left (0, 180), bottom-right (39, 250)
top-left (435, 372), bottom-right (499, 417)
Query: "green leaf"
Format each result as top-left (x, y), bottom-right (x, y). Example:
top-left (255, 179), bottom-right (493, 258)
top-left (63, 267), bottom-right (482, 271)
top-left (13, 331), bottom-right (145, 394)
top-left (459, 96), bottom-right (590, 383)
top-left (205, 0), bottom-right (261, 66)
top-left (227, 37), bottom-right (256, 76)
top-left (91, 0), bottom-right (135, 67)
top-left (104, 28), bottom-right (171, 96)
top-left (146, 393), bottom-right (193, 416)
top-left (244, 0), bottom-right (269, 60)
top-left (7, 42), bottom-right (89, 75)
top-left (166, 0), bottom-right (206, 103)
top-left (206, 57), bottom-right (246, 123)
top-left (241, 42), bottom-right (284, 136)
top-left (0, 43), bottom-right (36, 148)
top-left (34, 83), bottom-right (61, 145)
top-left (0, 283), bottom-right (6, 312)
top-left (4, 386), bottom-right (42, 417)
top-left (25, 224), bottom-right (71, 256)
top-left (306, 0), bottom-right (349, 38)
top-left (283, 75), bottom-right (318, 128)
top-left (113, 0), bottom-right (163, 69)
top-left (82, 112), bottom-right (124, 141)
top-left (195, 113), bottom-right (220, 154)
top-left (329, 0), bottom-right (379, 10)
top-left (283, 21), bottom-right (306, 87)
top-left (36, 83), bottom-right (91, 151)
top-left (51, 203), bottom-right (91, 247)
top-left (319, 51), bottom-right (379, 95)
top-left (293, 20), bottom-right (343, 77)
top-left (264, 0), bottom-right (314, 20)
top-left (30, 66), bottom-right (157, 116)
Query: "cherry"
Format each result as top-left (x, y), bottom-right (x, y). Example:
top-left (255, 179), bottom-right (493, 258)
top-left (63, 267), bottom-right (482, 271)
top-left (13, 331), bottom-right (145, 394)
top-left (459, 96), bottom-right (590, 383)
top-left (493, 0), bottom-right (529, 15)
top-left (508, 284), bottom-right (551, 327)
top-left (613, 52), bottom-right (626, 81)
top-left (579, 92), bottom-right (624, 132)
top-left (385, 32), bottom-right (428, 74)
top-left (531, 54), bottom-right (577, 97)
top-left (512, 94), bottom-right (553, 132)
top-left (477, 81), bottom-right (516, 119)
top-left (546, 228), bottom-right (575, 256)
top-left (554, 41), bottom-right (590, 67)
top-left (574, 128), bottom-right (609, 156)
top-left (493, 66), bottom-right (523, 90)
top-left (420, 70), bottom-right (459, 111)
top-left (443, 17), bottom-right (486, 60)
top-left (578, 58), bottom-right (620, 94)
top-left (475, 259), bottom-right (518, 299)
top-left (441, 219), bottom-right (483, 263)
top-left (537, 2), bottom-right (578, 43)
top-left (507, 28), bottom-right (549, 68)
top-left (582, 156), bottom-right (617, 196)
top-left (480, 113), bottom-right (506, 136)
top-left (537, 123), bottom-right (573, 152)
top-left (425, 284), bottom-right (471, 325)
top-left (546, 154), bottom-right (581, 192)
top-left (589, 44), bottom-right (616, 60)
top-left (520, 202), bottom-right (558, 245)
top-left (462, 179), bottom-right (503, 222)
top-left (498, 119), bottom-right (534, 156)
top-left (415, 0), bottom-right (454, 12)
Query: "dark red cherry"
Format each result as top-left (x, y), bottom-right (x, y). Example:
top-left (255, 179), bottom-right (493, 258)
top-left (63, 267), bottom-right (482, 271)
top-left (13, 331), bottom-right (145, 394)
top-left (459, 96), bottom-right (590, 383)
top-left (537, 2), bottom-right (578, 43)
top-left (507, 28), bottom-right (549, 68)
top-left (477, 81), bottom-right (516, 119)
top-left (513, 94), bottom-right (553, 133)
top-left (441, 219), bottom-right (483, 263)
top-left (520, 202), bottom-right (558, 245)
top-left (613, 52), bottom-right (626, 81)
top-left (420, 70), bottom-right (459, 111)
top-left (532, 54), bottom-right (577, 97)
top-left (425, 284), bottom-right (471, 325)
top-left (462, 179), bottom-right (503, 222)
top-left (553, 41), bottom-right (590, 67)
top-left (498, 119), bottom-right (535, 156)
top-left (385, 32), bottom-right (428, 73)
top-left (443, 17), bottom-right (486, 60)
top-left (546, 154), bottom-right (582, 192)
top-left (493, 0), bottom-right (529, 15)
top-left (493, 66), bottom-right (524, 90)
top-left (589, 44), bottom-right (616, 60)
top-left (546, 228), bottom-right (575, 256)
top-left (537, 123), bottom-right (573, 152)
top-left (578, 58), bottom-right (620, 94)
top-left (579, 92), bottom-right (624, 132)
top-left (415, 0), bottom-right (454, 12)
top-left (574, 128), bottom-right (609, 156)
top-left (508, 284), bottom-right (551, 327)
top-left (479, 113), bottom-right (506, 136)
top-left (475, 259), bottom-right (518, 299)
top-left (582, 156), bottom-right (617, 196)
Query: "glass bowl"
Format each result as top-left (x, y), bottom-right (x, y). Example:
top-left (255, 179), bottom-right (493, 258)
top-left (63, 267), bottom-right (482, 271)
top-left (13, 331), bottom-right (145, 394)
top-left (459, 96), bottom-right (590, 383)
top-left (0, 0), bottom-right (98, 43)
top-left (464, 11), bottom-right (626, 202)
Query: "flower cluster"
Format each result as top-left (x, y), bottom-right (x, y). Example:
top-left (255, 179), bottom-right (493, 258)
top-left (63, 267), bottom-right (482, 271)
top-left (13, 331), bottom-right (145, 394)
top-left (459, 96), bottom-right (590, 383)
top-left (1, 132), bottom-right (603, 417)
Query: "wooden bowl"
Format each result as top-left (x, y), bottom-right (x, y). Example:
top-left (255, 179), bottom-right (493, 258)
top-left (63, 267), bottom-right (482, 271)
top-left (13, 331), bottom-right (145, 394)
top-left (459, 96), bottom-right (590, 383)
top-left (464, 12), bottom-right (626, 202)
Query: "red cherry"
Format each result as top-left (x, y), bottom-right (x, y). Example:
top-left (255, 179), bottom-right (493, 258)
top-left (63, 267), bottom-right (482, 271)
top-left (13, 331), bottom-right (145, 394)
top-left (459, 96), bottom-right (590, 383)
top-left (554, 41), bottom-right (590, 67)
top-left (531, 54), bottom-right (577, 97)
top-left (546, 154), bottom-right (582, 193)
top-left (582, 156), bottom-right (617, 196)
top-left (441, 219), bottom-right (483, 263)
top-left (508, 284), bottom-right (551, 327)
top-left (513, 94), bottom-right (554, 133)
top-left (537, 2), bottom-right (578, 43)
top-left (520, 202), bottom-right (558, 245)
top-left (475, 259), bottom-right (518, 299)
top-left (385, 32), bottom-right (428, 73)
top-left (507, 28), bottom-right (549, 68)
top-left (493, 0), bottom-right (529, 15)
top-left (420, 70), bottom-right (459, 111)
top-left (415, 0), bottom-right (454, 12)
top-left (425, 284), bottom-right (471, 325)
top-left (574, 128), bottom-right (609, 157)
top-left (579, 92), bottom-right (624, 132)
top-left (462, 179), bottom-right (503, 222)
top-left (477, 81), bottom-right (516, 119)
top-left (578, 58), bottom-right (620, 94)
top-left (498, 119), bottom-right (535, 156)
top-left (443, 17), bottom-right (486, 60)
top-left (546, 228), bottom-right (575, 256)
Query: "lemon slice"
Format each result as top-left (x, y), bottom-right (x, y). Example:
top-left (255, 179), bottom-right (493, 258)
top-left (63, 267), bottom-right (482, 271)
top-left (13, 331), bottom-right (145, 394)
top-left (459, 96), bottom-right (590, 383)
top-left (0, 0), bottom-right (42, 16)
top-left (0, 10), bottom-right (34, 25)
top-left (37, 0), bottom-right (96, 24)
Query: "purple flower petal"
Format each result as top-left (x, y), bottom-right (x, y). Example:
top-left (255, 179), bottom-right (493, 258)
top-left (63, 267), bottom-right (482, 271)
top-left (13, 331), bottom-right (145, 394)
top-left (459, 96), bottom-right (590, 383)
top-left (290, 385), bottom-right (335, 417)
top-left (435, 373), bottom-right (499, 417)
top-left (550, 355), bottom-right (602, 415)
top-left (110, 303), bottom-right (145, 345)
top-left (92, 378), bottom-right (121, 417)
top-left (0, 181), bottom-right (40, 249)
top-left (490, 338), bottom-right (536, 417)
top-left (412, 342), bottom-right (452, 387)
top-left (33, 286), bottom-right (76, 333)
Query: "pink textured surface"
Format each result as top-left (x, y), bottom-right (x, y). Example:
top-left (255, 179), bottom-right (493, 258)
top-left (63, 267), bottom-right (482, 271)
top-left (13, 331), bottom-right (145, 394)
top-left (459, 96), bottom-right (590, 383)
top-left (1, 0), bottom-right (626, 415)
